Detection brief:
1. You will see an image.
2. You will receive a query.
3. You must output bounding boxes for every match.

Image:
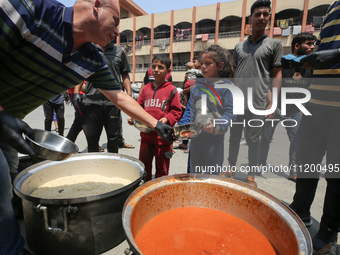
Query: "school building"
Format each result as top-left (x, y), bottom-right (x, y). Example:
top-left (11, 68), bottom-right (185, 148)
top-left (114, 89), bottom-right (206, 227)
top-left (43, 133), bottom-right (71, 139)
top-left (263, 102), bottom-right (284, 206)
top-left (116, 0), bottom-right (334, 86)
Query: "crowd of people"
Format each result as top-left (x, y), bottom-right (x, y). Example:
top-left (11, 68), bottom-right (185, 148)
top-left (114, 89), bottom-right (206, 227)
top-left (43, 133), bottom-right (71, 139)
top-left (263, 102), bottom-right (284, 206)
top-left (0, 0), bottom-right (339, 254)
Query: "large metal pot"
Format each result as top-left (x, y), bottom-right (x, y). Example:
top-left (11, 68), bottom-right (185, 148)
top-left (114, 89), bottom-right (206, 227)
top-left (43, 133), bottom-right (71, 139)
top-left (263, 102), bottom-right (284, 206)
top-left (122, 174), bottom-right (312, 255)
top-left (14, 153), bottom-right (145, 255)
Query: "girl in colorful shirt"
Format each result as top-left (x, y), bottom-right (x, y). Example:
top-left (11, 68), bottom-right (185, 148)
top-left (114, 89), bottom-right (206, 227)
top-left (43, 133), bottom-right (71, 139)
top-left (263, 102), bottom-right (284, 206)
top-left (188, 45), bottom-right (236, 175)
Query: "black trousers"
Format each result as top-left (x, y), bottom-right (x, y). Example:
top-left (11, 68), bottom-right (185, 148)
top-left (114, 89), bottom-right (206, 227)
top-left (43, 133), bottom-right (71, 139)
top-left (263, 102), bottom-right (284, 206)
top-left (228, 110), bottom-right (263, 176)
top-left (290, 105), bottom-right (340, 231)
top-left (43, 101), bottom-right (65, 136)
top-left (66, 97), bottom-right (87, 143)
top-left (118, 112), bottom-right (126, 146)
top-left (85, 104), bottom-right (120, 153)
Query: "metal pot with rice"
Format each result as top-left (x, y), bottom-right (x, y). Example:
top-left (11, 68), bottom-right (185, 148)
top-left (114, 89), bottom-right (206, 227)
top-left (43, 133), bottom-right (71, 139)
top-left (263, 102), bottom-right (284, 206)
top-left (14, 153), bottom-right (145, 255)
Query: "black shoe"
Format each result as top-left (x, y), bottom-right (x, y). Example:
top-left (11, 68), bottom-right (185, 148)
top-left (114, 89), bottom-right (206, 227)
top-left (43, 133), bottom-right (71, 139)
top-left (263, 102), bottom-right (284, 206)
top-left (289, 206), bottom-right (313, 227)
top-left (312, 242), bottom-right (338, 255)
top-left (300, 215), bottom-right (313, 227)
top-left (312, 224), bottom-right (338, 251)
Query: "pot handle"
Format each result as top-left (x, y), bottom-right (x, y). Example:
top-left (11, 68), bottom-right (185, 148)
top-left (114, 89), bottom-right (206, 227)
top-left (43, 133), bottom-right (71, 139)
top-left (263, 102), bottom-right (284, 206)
top-left (140, 171), bottom-right (147, 186)
top-left (124, 248), bottom-right (134, 255)
top-left (33, 204), bottom-right (78, 233)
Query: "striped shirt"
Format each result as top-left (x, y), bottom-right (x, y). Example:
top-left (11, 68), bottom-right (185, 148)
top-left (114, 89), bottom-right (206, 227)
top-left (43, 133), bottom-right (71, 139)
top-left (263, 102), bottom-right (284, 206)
top-left (309, 0), bottom-right (340, 108)
top-left (0, 0), bottom-right (121, 119)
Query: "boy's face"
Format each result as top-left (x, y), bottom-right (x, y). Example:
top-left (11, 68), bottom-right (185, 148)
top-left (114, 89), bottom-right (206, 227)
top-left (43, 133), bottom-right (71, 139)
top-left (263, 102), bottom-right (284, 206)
top-left (152, 60), bottom-right (170, 84)
top-left (249, 6), bottom-right (270, 34)
top-left (193, 59), bottom-right (201, 69)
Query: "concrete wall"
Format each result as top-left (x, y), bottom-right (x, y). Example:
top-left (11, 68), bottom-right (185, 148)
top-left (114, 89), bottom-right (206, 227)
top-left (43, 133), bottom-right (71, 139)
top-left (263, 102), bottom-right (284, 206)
top-left (220, 0), bottom-right (243, 19)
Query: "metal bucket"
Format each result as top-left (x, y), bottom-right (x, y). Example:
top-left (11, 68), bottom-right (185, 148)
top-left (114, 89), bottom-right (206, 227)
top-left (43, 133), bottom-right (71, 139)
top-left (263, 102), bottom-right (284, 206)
top-left (122, 174), bottom-right (312, 255)
top-left (14, 153), bottom-right (145, 255)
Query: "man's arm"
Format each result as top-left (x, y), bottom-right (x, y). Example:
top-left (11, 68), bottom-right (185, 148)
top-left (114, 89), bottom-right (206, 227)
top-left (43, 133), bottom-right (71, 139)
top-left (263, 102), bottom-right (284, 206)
top-left (266, 66), bottom-right (282, 119)
top-left (72, 82), bottom-right (84, 108)
top-left (73, 82), bottom-right (82, 93)
top-left (122, 73), bottom-right (132, 96)
top-left (99, 89), bottom-right (155, 125)
top-left (301, 48), bottom-right (340, 69)
top-left (99, 89), bottom-right (173, 140)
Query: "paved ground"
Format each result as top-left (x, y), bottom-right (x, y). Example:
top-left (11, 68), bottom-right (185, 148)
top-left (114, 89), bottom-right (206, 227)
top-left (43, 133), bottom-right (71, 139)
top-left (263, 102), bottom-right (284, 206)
top-left (19, 104), bottom-right (339, 254)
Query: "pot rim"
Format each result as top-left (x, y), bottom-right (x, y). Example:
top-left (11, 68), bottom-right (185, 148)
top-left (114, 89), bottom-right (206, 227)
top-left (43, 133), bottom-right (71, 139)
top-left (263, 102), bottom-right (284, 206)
top-left (122, 173), bottom-right (312, 255)
top-left (14, 153), bottom-right (145, 205)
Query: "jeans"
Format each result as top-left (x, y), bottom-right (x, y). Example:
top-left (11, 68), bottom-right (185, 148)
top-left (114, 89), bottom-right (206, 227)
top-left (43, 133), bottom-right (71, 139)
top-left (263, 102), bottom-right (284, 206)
top-left (290, 104), bottom-right (340, 231)
top-left (0, 143), bottom-right (24, 255)
top-left (228, 110), bottom-right (263, 176)
top-left (258, 111), bottom-right (301, 171)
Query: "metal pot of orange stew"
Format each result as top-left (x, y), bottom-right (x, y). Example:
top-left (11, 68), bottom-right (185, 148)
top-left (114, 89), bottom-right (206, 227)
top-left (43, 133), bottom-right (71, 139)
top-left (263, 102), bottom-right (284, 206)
top-left (122, 174), bottom-right (312, 255)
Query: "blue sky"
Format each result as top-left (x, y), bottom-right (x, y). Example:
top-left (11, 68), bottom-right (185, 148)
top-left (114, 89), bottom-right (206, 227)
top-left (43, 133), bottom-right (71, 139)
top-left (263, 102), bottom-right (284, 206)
top-left (57, 0), bottom-right (233, 14)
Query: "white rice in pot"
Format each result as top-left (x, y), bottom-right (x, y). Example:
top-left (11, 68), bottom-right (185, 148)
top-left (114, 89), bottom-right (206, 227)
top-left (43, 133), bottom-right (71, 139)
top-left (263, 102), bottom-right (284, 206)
top-left (30, 174), bottom-right (132, 199)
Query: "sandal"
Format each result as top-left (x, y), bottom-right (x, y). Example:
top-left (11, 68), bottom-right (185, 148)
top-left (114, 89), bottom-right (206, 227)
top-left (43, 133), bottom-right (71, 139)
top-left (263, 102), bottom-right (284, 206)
top-left (184, 149), bottom-right (189, 154)
top-left (220, 171), bottom-right (235, 179)
top-left (246, 177), bottom-right (257, 187)
top-left (120, 143), bottom-right (135, 149)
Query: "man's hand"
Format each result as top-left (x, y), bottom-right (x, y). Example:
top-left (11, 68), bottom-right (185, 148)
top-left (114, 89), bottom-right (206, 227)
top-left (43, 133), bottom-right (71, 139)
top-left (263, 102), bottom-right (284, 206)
top-left (0, 111), bottom-right (36, 157)
top-left (73, 93), bottom-right (83, 109)
top-left (154, 121), bottom-right (174, 141)
top-left (203, 121), bottom-right (214, 134)
top-left (265, 103), bottom-right (276, 119)
top-left (127, 117), bottom-right (134, 125)
top-left (301, 48), bottom-right (340, 69)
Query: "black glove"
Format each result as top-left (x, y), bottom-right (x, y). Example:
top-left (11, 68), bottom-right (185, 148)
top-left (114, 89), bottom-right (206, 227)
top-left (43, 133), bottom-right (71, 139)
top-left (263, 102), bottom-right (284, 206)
top-left (300, 48), bottom-right (340, 69)
top-left (154, 121), bottom-right (174, 141)
top-left (73, 93), bottom-right (83, 109)
top-left (0, 111), bottom-right (36, 157)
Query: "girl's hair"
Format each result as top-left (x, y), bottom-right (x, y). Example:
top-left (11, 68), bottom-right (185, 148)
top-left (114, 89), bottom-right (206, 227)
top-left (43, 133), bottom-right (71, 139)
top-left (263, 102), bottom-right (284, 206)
top-left (201, 44), bottom-right (233, 78)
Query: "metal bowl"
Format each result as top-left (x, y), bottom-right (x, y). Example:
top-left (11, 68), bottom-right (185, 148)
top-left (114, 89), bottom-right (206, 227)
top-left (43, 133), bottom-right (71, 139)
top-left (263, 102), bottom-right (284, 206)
top-left (133, 120), bottom-right (154, 133)
top-left (25, 129), bottom-right (79, 161)
top-left (173, 123), bottom-right (203, 140)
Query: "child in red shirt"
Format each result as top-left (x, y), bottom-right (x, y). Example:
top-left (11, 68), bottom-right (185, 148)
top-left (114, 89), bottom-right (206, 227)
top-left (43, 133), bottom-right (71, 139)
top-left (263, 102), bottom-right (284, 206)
top-left (128, 55), bottom-right (182, 181)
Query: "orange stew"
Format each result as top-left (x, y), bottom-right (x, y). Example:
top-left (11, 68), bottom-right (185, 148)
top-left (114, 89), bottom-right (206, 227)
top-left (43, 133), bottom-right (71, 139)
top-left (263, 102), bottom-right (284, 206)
top-left (181, 130), bottom-right (196, 138)
top-left (134, 207), bottom-right (276, 255)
